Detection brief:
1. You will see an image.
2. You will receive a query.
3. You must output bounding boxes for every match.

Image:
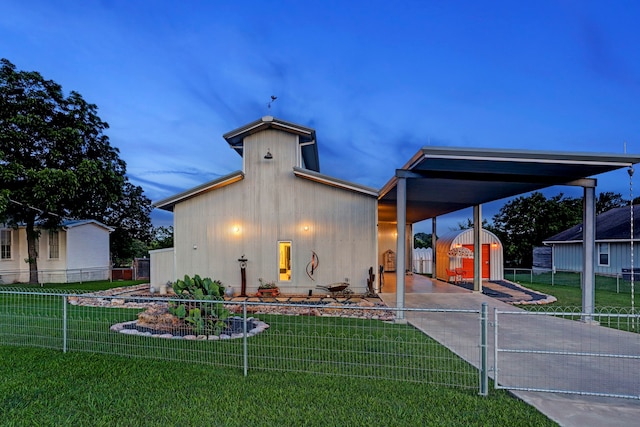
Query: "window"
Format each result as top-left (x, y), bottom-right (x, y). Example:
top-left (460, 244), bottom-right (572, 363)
top-left (598, 243), bottom-right (609, 266)
top-left (1, 229), bottom-right (11, 259)
top-left (278, 241), bottom-right (291, 282)
top-left (49, 230), bottom-right (59, 259)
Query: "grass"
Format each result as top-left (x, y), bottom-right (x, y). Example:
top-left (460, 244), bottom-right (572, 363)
top-left (0, 284), bottom-right (557, 426)
top-left (0, 346), bottom-right (555, 426)
top-left (0, 279), bottom-right (146, 292)
top-left (512, 272), bottom-right (639, 308)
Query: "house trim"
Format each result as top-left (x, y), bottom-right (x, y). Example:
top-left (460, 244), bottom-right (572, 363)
top-left (154, 171), bottom-right (244, 211)
top-left (293, 167), bottom-right (378, 197)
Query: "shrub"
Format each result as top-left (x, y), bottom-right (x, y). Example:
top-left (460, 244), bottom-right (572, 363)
top-left (168, 275), bottom-right (229, 335)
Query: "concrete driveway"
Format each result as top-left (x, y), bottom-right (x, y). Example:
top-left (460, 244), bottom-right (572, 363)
top-left (380, 280), bottom-right (640, 427)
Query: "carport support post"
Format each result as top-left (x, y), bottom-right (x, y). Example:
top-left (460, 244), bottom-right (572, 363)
top-left (473, 205), bottom-right (482, 293)
top-left (396, 175), bottom-right (407, 319)
top-left (432, 217), bottom-right (437, 277)
top-left (582, 185), bottom-right (596, 322)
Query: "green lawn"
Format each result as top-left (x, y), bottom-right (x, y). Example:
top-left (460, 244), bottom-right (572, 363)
top-left (0, 285), bottom-right (557, 426)
top-left (513, 273), bottom-right (639, 309)
top-left (0, 279), bottom-right (146, 292)
top-left (0, 346), bottom-right (555, 426)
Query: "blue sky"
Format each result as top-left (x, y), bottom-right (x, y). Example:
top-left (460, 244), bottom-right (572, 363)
top-left (2, 0), bottom-right (640, 233)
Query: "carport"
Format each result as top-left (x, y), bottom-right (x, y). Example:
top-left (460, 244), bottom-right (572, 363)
top-left (378, 146), bottom-right (640, 318)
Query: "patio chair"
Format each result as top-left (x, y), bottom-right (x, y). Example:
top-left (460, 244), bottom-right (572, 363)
top-left (446, 268), bottom-right (461, 284)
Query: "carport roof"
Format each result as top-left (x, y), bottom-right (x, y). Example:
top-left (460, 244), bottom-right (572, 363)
top-left (378, 147), bottom-right (640, 223)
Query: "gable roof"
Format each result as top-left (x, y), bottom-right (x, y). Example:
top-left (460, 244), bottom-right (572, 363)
top-left (8, 219), bottom-right (115, 232)
top-left (61, 219), bottom-right (114, 232)
top-left (154, 170), bottom-right (244, 212)
top-left (293, 167), bottom-right (378, 197)
top-left (223, 116), bottom-right (320, 172)
top-left (543, 205), bottom-right (640, 243)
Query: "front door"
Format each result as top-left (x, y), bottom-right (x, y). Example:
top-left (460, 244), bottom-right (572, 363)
top-left (462, 244), bottom-right (490, 279)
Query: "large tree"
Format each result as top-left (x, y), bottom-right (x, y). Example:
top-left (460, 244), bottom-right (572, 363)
top-left (490, 192), bottom-right (583, 267)
top-left (0, 59), bottom-right (150, 282)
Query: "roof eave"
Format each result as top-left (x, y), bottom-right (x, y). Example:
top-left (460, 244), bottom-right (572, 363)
top-left (154, 171), bottom-right (245, 211)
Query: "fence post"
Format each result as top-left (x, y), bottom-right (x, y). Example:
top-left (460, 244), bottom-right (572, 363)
top-left (479, 302), bottom-right (488, 396)
top-left (493, 307), bottom-right (499, 390)
top-left (243, 302), bottom-right (248, 377)
top-left (62, 295), bottom-right (68, 353)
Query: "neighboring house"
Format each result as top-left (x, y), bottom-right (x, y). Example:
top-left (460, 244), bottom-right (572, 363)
top-left (543, 205), bottom-right (640, 276)
top-left (0, 219), bottom-right (113, 284)
top-left (435, 229), bottom-right (504, 282)
top-left (154, 116), bottom-right (379, 295)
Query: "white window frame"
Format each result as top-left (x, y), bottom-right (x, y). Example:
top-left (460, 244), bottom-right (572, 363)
top-left (598, 243), bottom-right (609, 267)
top-left (1, 229), bottom-right (11, 260)
top-left (49, 230), bottom-right (60, 259)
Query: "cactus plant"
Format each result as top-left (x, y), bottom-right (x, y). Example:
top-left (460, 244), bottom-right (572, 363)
top-left (168, 274), bottom-right (229, 335)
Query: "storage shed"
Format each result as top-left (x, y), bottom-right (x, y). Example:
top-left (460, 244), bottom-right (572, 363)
top-left (435, 229), bottom-right (503, 282)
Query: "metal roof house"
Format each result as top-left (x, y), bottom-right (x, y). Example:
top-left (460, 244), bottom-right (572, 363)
top-left (543, 205), bottom-right (640, 276)
top-left (152, 115), bottom-right (640, 318)
top-left (154, 116), bottom-right (379, 295)
top-left (435, 229), bottom-right (503, 282)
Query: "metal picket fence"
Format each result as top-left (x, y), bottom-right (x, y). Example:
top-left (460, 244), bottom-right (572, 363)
top-left (0, 289), bottom-right (487, 394)
top-left (494, 307), bottom-right (640, 399)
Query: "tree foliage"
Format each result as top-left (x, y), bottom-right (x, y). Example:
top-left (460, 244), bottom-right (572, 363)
top-left (414, 232), bottom-right (432, 249)
top-left (489, 191), bottom-right (627, 268)
top-left (0, 59), bottom-right (152, 280)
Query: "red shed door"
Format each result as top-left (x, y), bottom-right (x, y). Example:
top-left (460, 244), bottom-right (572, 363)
top-left (462, 244), bottom-right (490, 279)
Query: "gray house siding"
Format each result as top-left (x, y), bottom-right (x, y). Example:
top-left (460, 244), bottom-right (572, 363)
top-left (550, 242), bottom-right (633, 276)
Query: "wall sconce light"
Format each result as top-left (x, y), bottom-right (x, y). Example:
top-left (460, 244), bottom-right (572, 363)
top-left (233, 226), bottom-right (240, 233)
top-left (193, 244), bottom-right (198, 250)
top-left (491, 242), bottom-right (498, 248)
top-left (393, 232), bottom-right (398, 237)
top-left (303, 225), bottom-right (309, 231)
top-left (264, 149), bottom-right (273, 159)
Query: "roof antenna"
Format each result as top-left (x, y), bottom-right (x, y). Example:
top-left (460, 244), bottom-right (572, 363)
top-left (267, 95), bottom-right (277, 112)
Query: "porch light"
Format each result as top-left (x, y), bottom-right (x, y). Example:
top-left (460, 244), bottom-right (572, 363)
top-left (264, 149), bottom-right (273, 159)
top-left (233, 226), bottom-right (241, 233)
top-left (303, 225), bottom-right (309, 231)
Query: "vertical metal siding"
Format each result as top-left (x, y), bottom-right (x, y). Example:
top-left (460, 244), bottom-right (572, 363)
top-left (174, 129), bottom-right (377, 294)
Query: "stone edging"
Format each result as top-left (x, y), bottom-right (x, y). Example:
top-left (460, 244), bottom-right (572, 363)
top-left (109, 316), bottom-right (270, 340)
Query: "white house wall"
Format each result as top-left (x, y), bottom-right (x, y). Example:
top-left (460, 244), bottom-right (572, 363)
top-left (66, 224), bottom-right (111, 281)
top-left (150, 247), bottom-right (175, 286)
top-left (174, 129), bottom-right (378, 294)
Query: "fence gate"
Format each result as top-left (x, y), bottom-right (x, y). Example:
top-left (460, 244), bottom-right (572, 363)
top-left (493, 309), bottom-right (640, 400)
top-left (134, 258), bottom-right (150, 280)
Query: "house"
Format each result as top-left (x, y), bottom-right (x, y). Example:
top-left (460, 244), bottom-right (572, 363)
top-left (543, 205), bottom-right (640, 276)
top-left (435, 229), bottom-right (504, 282)
top-left (153, 116), bottom-right (379, 295)
top-left (0, 219), bottom-right (113, 284)
top-left (152, 115), bottom-right (640, 314)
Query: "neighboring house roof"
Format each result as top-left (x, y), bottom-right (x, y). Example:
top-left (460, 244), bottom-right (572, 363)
top-left (154, 170), bottom-right (245, 212)
top-left (223, 116), bottom-right (320, 172)
top-left (543, 205), bottom-right (640, 243)
top-left (6, 219), bottom-right (115, 232)
top-left (61, 219), bottom-right (114, 232)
